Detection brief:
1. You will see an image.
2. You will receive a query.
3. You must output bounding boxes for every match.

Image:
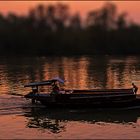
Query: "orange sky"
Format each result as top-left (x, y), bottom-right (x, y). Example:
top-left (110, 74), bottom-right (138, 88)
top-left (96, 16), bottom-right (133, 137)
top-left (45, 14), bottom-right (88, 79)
top-left (0, 1), bottom-right (140, 23)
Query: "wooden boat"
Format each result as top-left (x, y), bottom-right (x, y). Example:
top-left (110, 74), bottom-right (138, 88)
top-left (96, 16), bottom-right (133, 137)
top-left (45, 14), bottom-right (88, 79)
top-left (24, 79), bottom-right (140, 108)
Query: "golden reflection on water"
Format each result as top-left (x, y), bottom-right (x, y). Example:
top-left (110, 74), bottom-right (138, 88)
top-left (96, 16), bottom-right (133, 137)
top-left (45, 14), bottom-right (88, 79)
top-left (0, 56), bottom-right (140, 95)
top-left (106, 56), bottom-right (140, 90)
top-left (1, 56), bottom-right (140, 139)
top-left (43, 57), bottom-right (89, 89)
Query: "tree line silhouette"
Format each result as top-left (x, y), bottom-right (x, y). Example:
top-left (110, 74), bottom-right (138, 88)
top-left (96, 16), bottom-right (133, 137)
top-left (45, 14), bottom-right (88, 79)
top-left (0, 2), bottom-right (140, 55)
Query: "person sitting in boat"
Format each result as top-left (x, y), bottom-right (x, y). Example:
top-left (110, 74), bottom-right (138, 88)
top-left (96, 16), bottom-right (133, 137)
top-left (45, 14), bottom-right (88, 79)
top-left (132, 83), bottom-right (138, 94)
top-left (51, 81), bottom-right (60, 94)
top-left (32, 86), bottom-right (38, 94)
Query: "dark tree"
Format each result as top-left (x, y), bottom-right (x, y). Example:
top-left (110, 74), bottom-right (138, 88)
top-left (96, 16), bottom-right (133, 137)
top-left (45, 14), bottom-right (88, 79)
top-left (116, 12), bottom-right (128, 29)
top-left (0, 2), bottom-right (139, 55)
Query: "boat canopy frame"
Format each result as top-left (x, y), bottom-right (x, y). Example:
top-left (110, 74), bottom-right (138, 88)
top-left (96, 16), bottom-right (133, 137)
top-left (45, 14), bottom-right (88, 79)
top-left (24, 80), bottom-right (57, 88)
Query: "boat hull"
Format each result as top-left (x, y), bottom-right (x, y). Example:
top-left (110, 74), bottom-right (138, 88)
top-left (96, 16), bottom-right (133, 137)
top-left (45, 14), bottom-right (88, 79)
top-left (24, 88), bottom-right (140, 108)
top-left (39, 97), bottom-right (139, 109)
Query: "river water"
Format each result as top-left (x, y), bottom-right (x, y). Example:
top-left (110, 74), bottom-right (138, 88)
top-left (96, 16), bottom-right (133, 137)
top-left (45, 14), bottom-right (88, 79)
top-left (0, 55), bottom-right (140, 139)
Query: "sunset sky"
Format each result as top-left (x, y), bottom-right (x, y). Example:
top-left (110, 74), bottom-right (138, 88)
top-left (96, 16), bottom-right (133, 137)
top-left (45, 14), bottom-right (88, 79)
top-left (0, 1), bottom-right (140, 23)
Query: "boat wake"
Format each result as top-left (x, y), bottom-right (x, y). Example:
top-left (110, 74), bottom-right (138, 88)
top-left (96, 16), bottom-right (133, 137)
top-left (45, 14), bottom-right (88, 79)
top-left (0, 94), bottom-right (44, 116)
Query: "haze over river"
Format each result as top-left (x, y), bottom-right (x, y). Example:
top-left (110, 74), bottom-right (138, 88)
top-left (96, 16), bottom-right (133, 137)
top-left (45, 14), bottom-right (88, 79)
top-left (0, 55), bottom-right (140, 139)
